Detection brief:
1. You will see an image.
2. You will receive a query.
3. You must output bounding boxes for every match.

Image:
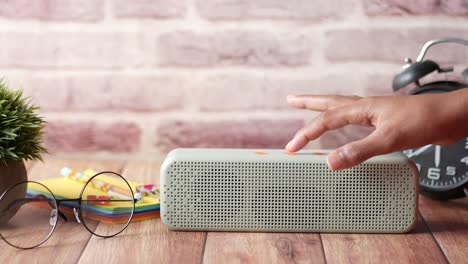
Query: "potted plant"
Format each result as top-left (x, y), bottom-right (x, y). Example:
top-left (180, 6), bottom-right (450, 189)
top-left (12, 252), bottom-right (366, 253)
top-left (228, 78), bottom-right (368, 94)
top-left (0, 79), bottom-right (46, 222)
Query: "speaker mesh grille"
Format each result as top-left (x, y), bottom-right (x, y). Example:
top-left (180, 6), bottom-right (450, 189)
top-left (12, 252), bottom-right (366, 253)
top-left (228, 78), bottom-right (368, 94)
top-left (162, 161), bottom-right (417, 233)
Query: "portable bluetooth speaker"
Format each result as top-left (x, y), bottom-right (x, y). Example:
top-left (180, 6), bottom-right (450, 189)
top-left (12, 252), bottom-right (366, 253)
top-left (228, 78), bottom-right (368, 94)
top-left (160, 149), bottom-right (418, 233)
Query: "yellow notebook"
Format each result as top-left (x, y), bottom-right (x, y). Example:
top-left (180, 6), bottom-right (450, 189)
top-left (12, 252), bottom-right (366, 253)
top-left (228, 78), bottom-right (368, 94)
top-left (28, 177), bottom-right (160, 222)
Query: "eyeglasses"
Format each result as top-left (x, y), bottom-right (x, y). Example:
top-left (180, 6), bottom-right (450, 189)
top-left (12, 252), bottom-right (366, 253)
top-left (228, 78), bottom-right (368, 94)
top-left (0, 171), bottom-right (137, 250)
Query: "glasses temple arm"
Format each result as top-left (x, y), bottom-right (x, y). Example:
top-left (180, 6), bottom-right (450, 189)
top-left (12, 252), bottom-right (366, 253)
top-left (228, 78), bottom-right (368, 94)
top-left (1, 196), bottom-right (68, 222)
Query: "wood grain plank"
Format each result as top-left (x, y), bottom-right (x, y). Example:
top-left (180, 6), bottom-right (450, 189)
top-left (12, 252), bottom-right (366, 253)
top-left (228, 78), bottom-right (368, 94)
top-left (203, 232), bottom-right (325, 264)
top-left (0, 158), bottom-right (124, 263)
top-left (78, 160), bottom-right (207, 264)
top-left (419, 195), bottom-right (468, 264)
top-left (321, 212), bottom-right (447, 264)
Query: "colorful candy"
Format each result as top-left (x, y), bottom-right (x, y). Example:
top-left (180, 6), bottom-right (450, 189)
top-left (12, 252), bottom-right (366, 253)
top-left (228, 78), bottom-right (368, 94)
top-left (136, 184), bottom-right (160, 199)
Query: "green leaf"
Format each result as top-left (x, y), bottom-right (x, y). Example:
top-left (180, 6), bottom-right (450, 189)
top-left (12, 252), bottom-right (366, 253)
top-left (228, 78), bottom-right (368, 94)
top-left (0, 79), bottom-right (47, 162)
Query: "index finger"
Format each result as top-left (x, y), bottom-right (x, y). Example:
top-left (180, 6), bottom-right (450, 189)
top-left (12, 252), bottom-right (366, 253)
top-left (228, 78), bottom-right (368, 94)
top-left (285, 103), bottom-right (371, 152)
top-left (287, 95), bottom-right (361, 111)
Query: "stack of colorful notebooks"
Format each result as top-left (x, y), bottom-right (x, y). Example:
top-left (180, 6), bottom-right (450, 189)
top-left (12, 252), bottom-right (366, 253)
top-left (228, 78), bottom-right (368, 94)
top-left (27, 174), bottom-right (160, 223)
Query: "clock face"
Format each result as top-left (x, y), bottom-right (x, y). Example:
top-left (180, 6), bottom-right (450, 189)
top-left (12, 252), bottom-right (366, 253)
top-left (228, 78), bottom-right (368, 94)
top-left (402, 138), bottom-right (468, 191)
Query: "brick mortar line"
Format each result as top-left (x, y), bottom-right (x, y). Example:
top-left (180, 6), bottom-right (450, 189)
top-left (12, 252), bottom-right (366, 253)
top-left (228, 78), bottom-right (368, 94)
top-left (186, 0), bottom-right (202, 24)
top-left (0, 64), bottom-right (410, 75)
top-left (45, 143), bottom-right (325, 162)
top-left (44, 142), bottom-right (326, 161)
top-left (0, 17), bottom-right (466, 32)
top-left (2, 64), bottom-right (461, 83)
top-left (45, 142), bottom-right (325, 161)
top-left (139, 120), bottom-right (163, 154)
top-left (42, 152), bottom-right (164, 161)
top-left (103, 0), bottom-right (114, 22)
top-left (40, 111), bottom-right (317, 120)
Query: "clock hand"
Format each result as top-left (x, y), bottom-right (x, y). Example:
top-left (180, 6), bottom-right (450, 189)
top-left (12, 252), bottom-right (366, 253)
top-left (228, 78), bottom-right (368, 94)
top-left (407, 144), bottom-right (433, 158)
top-left (435, 145), bottom-right (441, 167)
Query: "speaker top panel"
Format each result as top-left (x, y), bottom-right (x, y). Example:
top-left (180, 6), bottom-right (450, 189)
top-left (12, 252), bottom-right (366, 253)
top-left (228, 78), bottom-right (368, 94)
top-left (161, 148), bottom-right (411, 165)
top-left (160, 148), bottom-right (418, 234)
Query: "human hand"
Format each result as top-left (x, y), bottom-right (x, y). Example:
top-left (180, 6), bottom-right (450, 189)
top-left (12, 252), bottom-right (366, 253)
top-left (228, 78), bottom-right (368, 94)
top-left (285, 89), bottom-right (468, 170)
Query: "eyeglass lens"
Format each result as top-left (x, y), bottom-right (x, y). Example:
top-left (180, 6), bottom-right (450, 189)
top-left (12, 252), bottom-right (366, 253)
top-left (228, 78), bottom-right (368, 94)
top-left (0, 182), bottom-right (58, 249)
top-left (80, 172), bottom-right (135, 237)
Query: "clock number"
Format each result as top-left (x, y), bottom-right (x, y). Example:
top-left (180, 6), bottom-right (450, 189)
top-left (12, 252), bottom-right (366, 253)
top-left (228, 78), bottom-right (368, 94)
top-left (461, 156), bottom-right (468, 166)
top-left (428, 168), bottom-right (440, 180)
top-left (446, 166), bottom-right (456, 176)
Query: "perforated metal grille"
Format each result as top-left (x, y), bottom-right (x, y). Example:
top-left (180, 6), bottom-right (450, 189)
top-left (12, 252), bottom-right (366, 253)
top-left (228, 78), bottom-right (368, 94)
top-left (161, 162), bottom-right (417, 233)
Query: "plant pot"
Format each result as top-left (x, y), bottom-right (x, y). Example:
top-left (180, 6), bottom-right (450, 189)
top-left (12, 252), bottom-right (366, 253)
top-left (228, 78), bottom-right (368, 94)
top-left (0, 161), bottom-right (27, 224)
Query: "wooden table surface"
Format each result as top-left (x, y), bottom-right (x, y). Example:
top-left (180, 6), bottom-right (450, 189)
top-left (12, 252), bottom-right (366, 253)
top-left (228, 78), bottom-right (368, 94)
top-left (1, 158), bottom-right (467, 264)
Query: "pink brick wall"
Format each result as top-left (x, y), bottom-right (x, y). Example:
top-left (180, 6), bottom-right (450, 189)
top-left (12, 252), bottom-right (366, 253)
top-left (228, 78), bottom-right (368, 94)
top-left (1, 0), bottom-right (467, 160)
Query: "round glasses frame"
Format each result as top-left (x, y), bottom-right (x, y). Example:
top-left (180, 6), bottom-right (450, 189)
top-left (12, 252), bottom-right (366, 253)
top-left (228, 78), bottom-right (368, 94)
top-left (0, 181), bottom-right (58, 250)
top-left (0, 171), bottom-right (136, 250)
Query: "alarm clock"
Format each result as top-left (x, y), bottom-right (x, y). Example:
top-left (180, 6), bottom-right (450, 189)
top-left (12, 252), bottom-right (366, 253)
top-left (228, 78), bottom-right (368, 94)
top-left (393, 37), bottom-right (468, 200)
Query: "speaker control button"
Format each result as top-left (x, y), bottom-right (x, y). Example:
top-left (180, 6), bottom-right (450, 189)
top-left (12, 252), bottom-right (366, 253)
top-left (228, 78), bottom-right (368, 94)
top-left (312, 152), bottom-right (327, 156)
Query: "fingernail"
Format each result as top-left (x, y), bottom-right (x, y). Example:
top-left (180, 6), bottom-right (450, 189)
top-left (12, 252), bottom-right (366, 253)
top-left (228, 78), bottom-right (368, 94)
top-left (327, 150), bottom-right (345, 170)
top-left (286, 94), bottom-right (296, 100)
top-left (285, 141), bottom-right (293, 151)
top-left (285, 138), bottom-right (296, 151)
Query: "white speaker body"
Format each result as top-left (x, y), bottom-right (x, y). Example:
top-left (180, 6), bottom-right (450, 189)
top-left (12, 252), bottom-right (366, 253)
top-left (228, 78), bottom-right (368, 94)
top-left (160, 148), bottom-right (418, 233)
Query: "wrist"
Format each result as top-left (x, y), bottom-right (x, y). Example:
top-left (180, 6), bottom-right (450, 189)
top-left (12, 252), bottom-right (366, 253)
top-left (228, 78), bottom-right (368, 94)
top-left (439, 89), bottom-right (468, 140)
